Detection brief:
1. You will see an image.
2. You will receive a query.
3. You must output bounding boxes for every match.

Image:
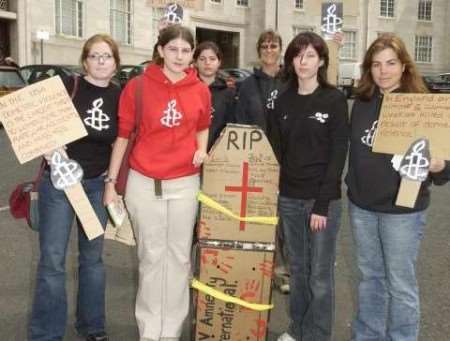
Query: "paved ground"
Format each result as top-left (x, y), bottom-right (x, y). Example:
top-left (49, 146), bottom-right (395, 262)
top-left (0, 128), bottom-right (449, 340)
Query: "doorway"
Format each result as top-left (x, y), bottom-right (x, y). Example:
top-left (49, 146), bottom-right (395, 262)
top-left (196, 27), bottom-right (239, 68)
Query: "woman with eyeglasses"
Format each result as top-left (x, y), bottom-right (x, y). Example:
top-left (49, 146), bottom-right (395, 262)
top-left (29, 34), bottom-right (121, 341)
top-left (235, 29), bottom-right (284, 132)
top-left (267, 32), bottom-right (349, 341)
top-left (104, 25), bottom-right (210, 340)
top-left (193, 41), bottom-right (236, 150)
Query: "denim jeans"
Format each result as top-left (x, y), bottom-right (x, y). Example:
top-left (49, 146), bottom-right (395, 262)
top-left (29, 172), bottom-right (108, 341)
top-left (279, 196), bottom-right (342, 341)
top-left (349, 201), bottom-right (426, 341)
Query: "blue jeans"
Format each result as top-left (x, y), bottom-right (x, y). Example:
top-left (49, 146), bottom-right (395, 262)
top-left (30, 172), bottom-right (108, 341)
top-left (349, 201), bottom-right (426, 341)
top-left (279, 196), bottom-right (342, 341)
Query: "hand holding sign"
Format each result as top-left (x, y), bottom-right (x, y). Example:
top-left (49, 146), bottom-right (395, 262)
top-left (396, 138), bottom-right (430, 208)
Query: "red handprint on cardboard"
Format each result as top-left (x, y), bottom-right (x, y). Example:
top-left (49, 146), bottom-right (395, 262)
top-left (258, 259), bottom-right (274, 278)
top-left (251, 319), bottom-right (267, 337)
top-left (201, 249), bottom-right (234, 274)
top-left (198, 220), bottom-right (211, 238)
top-left (239, 279), bottom-right (261, 312)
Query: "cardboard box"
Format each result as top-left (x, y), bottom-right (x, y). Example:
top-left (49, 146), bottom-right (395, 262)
top-left (195, 247), bottom-right (274, 341)
top-left (199, 124), bottom-right (280, 243)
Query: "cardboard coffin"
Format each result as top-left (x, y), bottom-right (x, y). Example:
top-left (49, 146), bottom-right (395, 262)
top-left (195, 247), bottom-right (274, 341)
top-left (198, 124), bottom-right (280, 243)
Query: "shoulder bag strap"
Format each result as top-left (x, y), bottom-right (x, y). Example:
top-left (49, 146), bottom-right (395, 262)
top-left (71, 75), bottom-right (80, 99)
top-left (134, 75), bottom-right (143, 134)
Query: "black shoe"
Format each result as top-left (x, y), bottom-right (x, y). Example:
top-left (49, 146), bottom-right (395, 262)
top-left (86, 332), bottom-right (108, 341)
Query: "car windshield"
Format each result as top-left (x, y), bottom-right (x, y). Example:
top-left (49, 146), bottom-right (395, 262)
top-left (0, 70), bottom-right (25, 87)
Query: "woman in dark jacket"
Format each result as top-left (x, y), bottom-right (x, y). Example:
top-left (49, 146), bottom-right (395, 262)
top-left (193, 41), bottom-right (236, 151)
top-left (346, 33), bottom-right (448, 341)
top-left (267, 32), bottom-right (349, 341)
top-left (235, 29), bottom-right (284, 132)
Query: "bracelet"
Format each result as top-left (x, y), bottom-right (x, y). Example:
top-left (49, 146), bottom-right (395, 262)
top-left (104, 176), bottom-right (117, 184)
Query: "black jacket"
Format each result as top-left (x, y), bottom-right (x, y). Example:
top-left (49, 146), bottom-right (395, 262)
top-left (235, 67), bottom-right (284, 132)
top-left (345, 89), bottom-right (449, 213)
top-left (208, 77), bottom-right (236, 151)
top-left (267, 85), bottom-right (349, 216)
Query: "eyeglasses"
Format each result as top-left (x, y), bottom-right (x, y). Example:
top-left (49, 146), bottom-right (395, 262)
top-left (165, 46), bottom-right (192, 55)
top-left (87, 53), bottom-right (114, 62)
top-left (260, 43), bottom-right (279, 50)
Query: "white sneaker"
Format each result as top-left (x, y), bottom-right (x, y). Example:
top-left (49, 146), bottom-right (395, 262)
top-left (277, 332), bottom-right (296, 341)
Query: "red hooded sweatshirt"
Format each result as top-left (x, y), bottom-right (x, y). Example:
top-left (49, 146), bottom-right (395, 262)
top-left (118, 63), bottom-right (211, 180)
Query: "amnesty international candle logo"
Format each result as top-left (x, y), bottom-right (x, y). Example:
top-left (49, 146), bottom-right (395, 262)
top-left (49, 150), bottom-right (84, 190)
top-left (161, 99), bottom-right (183, 128)
top-left (399, 138), bottom-right (430, 182)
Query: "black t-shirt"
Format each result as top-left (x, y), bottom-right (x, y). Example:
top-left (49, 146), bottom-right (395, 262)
top-left (63, 76), bottom-right (121, 178)
top-left (267, 86), bottom-right (349, 215)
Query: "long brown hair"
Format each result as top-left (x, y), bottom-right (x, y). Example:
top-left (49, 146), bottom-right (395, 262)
top-left (80, 34), bottom-right (120, 72)
top-left (282, 31), bottom-right (332, 89)
top-left (357, 33), bottom-right (428, 100)
top-left (153, 24), bottom-right (194, 66)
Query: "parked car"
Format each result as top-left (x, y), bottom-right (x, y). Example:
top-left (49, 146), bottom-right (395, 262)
top-left (127, 60), bottom-right (151, 82)
top-left (116, 64), bottom-right (138, 88)
top-left (0, 65), bottom-right (27, 127)
top-left (19, 64), bottom-right (82, 84)
top-left (220, 68), bottom-right (252, 90)
top-left (338, 62), bottom-right (361, 98)
top-left (423, 73), bottom-right (450, 93)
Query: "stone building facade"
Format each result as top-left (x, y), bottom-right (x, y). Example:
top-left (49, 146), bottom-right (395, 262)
top-left (0, 0), bottom-right (448, 74)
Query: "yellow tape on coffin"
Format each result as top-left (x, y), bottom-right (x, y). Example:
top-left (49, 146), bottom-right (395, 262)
top-left (197, 192), bottom-right (278, 226)
top-left (191, 278), bottom-right (273, 311)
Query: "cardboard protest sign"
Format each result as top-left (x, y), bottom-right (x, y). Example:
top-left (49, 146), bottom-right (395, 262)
top-left (372, 93), bottom-right (450, 160)
top-left (321, 2), bottom-right (343, 39)
top-left (321, 2), bottom-right (343, 86)
top-left (195, 248), bottom-right (273, 341)
top-left (0, 76), bottom-right (87, 164)
top-left (198, 124), bottom-right (279, 243)
top-left (147, 0), bottom-right (203, 10)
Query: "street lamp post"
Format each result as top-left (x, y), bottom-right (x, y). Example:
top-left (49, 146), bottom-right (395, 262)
top-left (36, 30), bottom-right (49, 64)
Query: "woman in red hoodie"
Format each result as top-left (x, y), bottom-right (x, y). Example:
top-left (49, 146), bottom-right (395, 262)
top-left (104, 25), bottom-right (211, 340)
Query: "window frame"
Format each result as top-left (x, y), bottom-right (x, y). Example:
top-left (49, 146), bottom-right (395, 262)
top-left (340, 30), bottom-right (357, 60)
top-left (379, 0), bottom-right (395, 18)
top-left (294, 0), bottom-right (304, 10)
top-left (110, 0), bottom-right (133, 46)
top-left (55, 0), bottom-right (84, 38)
top-left (415, 35), bottom-right (432, 63)
top-left (236, 0), bottom-right (249, 8)
top-left (417, 0), bottom-right (432, 21)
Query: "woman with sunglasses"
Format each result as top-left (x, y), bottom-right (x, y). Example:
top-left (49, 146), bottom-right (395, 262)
top-left (30, 34), bottom-right (121, 341)
top-left (235, 29), bottom-right (284, 132)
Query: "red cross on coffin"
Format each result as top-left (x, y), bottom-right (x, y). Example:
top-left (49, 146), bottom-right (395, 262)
top-left (198, 124), bottom-right (280, 243)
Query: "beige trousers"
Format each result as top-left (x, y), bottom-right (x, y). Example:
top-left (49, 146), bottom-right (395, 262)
top-left (125, 169), bottom-right (199, 340)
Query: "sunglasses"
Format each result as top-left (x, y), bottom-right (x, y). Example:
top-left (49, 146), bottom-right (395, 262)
top-left (260, 43), bottom-right (279, 50)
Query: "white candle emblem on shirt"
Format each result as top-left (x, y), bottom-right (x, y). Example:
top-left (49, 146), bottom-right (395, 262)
top-left (361, 120), bottom-right (378, 147)
top-left (84, 98), bottom-right (110, 131)
top-left (161, 99), bottom-right (183, 128)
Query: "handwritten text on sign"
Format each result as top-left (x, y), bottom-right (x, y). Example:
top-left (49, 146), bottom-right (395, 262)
top-left (372, 93), bottom-right (450, 160)
top-left (0, 76), bottom-right (87, 164)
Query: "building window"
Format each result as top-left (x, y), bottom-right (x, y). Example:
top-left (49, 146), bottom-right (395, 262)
top-left (380, 0), bottom-right (394, 17)
top-left (340, 31), bottom-right (357, 59)
top-left (292, 26), bottom-right (314, 37)
top-left (55, 0), bottom-right (83, 37)
top-left (0, 0), bottom-right (8, 10)
top-left (294, 0), bottom-right (304, 9)
top-left (210, 0), bottom-right (222, 3)
top-left (415, 35), bottom-right (432, 62)
top-left (152, 7), bottom-right (165, 48)
top-left (418, 0), bottom-right (432, 21)
top-left (236, 0), bottom-right (248, 7)
top-left (110, 0), bottom-right (132, 45)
